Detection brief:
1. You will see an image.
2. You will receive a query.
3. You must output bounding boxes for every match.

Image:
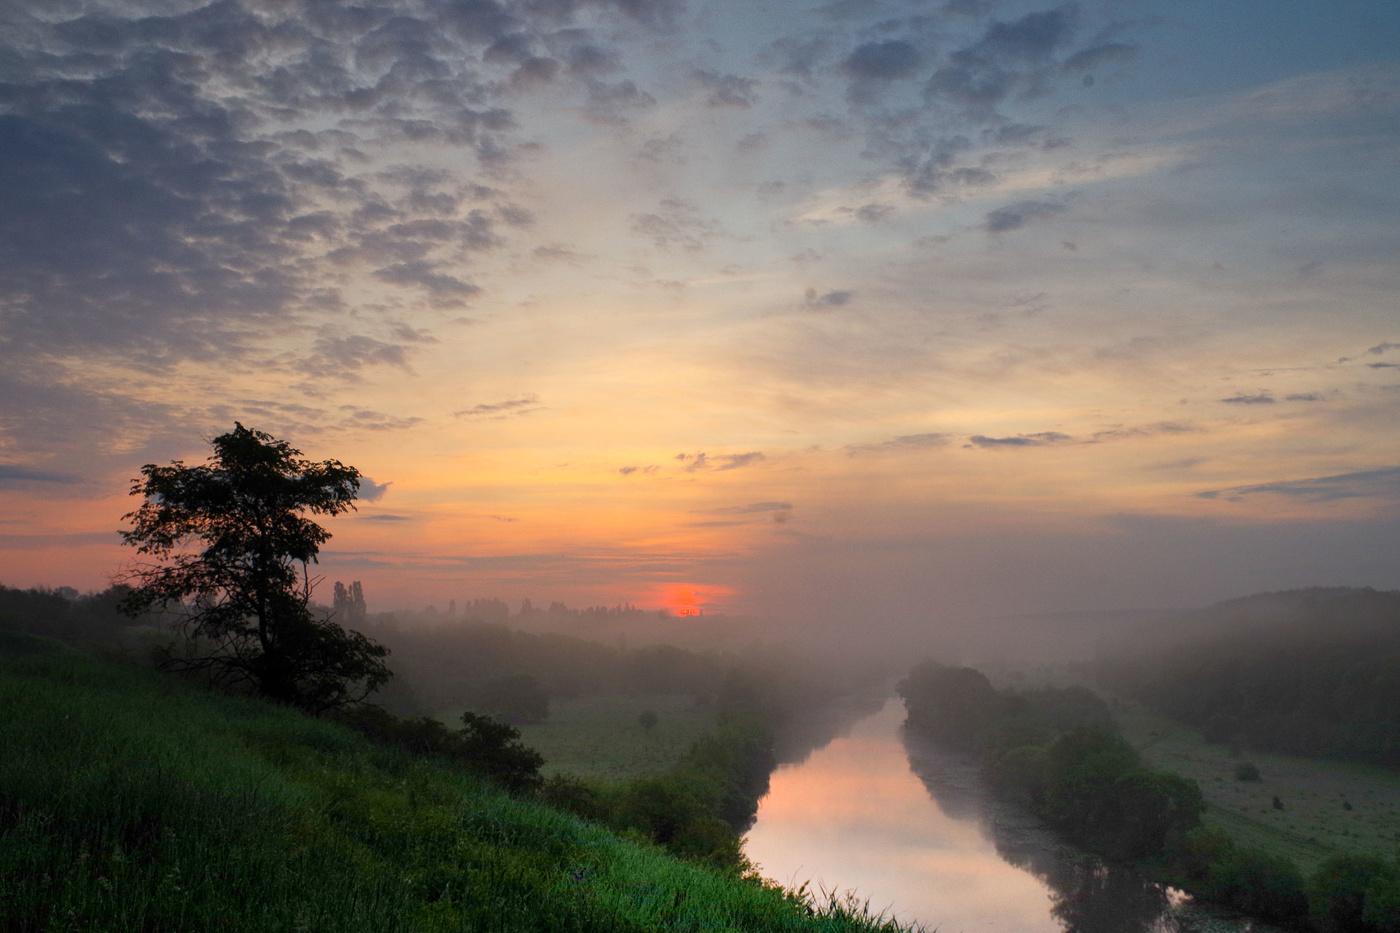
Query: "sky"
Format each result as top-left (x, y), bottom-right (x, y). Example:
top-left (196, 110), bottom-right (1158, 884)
top-left (2, 0), bottom-right (1398, 636)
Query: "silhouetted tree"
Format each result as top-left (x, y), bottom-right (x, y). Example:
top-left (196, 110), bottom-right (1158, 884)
top-left (119, 424), bottom-right (389, 712)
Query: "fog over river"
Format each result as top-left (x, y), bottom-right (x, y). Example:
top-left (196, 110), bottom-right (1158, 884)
top-left (744, 699), bottom-right (1271, 933)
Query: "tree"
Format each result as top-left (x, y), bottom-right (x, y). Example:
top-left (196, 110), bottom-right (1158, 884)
top-left (119, 423), bottom-right (390, 712)
top-left (639, 709), bottom-right (659, 734)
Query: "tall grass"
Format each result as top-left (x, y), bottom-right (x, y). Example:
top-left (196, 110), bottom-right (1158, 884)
top-left (0, 632), bottom-right (914, 932)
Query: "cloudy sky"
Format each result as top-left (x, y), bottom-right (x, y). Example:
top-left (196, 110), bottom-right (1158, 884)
top-left (3, 0), bottom-right (1398, 631)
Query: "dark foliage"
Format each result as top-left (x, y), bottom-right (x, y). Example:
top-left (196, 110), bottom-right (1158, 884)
top-left (119, 424), bottom-right (389, 712)
top-left (334, 705), bottom-right (544, 794)
top-left (902, 663), bottom-right (1202, 859)
top-left (0, 583), bottom-right (141, 643)
top-left (1308, 854), bottom-right (1400, 933)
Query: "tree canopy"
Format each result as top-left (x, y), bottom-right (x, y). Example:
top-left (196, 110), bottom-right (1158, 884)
top-left (119, 423), bottom-right (389, 712)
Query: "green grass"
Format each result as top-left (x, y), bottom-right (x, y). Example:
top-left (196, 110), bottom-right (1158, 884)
top-left (1115, 699), bottom-right (1400, 873)
top-left (439, 695), bottom-right (716, 783)
top-left (0, 631), bottom-right (912, 932)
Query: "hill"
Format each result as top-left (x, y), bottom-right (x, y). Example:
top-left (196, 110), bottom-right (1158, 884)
top-left (1099, 587), bottom-right (1400, 767)
top-left (0, 631), bottom-right (907, 933)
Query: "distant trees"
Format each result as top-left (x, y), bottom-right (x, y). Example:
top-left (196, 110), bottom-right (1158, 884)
top-left (332, 580), bottom-right (367, 626)
top-left (901, 662), bottom-right (1202, 860)
top-left (119, 424), bottom-right (389, 713)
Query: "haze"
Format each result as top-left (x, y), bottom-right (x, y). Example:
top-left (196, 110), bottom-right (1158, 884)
top-left (3, 0), bottom-right (1398, 642)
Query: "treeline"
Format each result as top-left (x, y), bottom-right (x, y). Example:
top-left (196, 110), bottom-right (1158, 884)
top-left (358, 613), bottom-right (745, 717)
top-left (899, 660), bottom-right (1400, 930)
top-left (0, 583), bottom-right (149, 643)
top-left (1099, 588), bottom-right (1400, 768)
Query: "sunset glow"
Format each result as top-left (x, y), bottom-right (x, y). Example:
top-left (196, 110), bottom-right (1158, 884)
top-left (1, 0), bottom-right (1397, 631)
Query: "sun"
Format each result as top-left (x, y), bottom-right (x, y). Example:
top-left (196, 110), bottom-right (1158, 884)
top-left (655, 584), bottom-right (734, 617)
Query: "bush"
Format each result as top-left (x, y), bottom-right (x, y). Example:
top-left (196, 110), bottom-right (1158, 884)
top-left (1309, 854), bottom-right (1395, 933)
top-left (1234, 761), bottom-right (1261, 781)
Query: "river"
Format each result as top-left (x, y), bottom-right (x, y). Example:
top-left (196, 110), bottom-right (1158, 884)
top-left (744, 698), bottom-right (1270, 933)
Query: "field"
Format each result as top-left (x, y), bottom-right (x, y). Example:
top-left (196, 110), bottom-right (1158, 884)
top-left (439, 694), bottom-right (716, 783)
top-left (1115, 699), bottom-right (1400, 872)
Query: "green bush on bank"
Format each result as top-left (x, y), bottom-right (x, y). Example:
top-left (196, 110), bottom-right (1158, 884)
top-left (0, 632), bottom-right (909, 933)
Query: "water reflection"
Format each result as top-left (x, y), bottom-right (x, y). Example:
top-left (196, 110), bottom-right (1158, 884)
top-left (747, 698), bottom-right (1262, 933)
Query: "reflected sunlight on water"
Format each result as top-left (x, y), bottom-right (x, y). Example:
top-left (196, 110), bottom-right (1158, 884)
top-left (744, 698), bottom-right (1060, 932)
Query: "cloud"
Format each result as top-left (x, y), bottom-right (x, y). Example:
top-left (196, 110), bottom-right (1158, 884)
top-left (373, 261), bottom-right (482, 298)
top-left (694, 70), bottom-right (759, 108)
top-left (845, 433), bottom-right (950, 456)
top-left (1367, 342), bottom-right (1400, 355)
top-left (453, 395), bottom-right (542, 417)
top-left (0, 465), bottom-right (82, 486)
top-left (844, 40), bottom-right (923, 100)
top-left (675, 451), bottom-right (764, 472)
top-left (923, 6), bottom-right (1077, 115)
top-left (1089, 422), bottom-right (1197, 442)
top-left (1220, 392), bottom-right (1275, 404)
top-left (359, 478), bottom-right (392, 502)
top-left (302, 335), bottom-right (414, 379)
top-left (983, 199), bottom-right (1067, 233)
top-left (968, 432), bottom-right (1072, 448)
top-left (1285, 393), bottom-right (1324, 402)
top-left (1062, 42), bottom-right (1138, 74)
top-left (804, 288), bottom-right (855, 309)
top-left (704, 501), bottom-right (793, 514)
top-left (716, 452), bottom-right (765, 471)
top-left (631, 199), bottom-right (721, 251)
top-left (1198, 467), bottom-right (1400, 503)
top-left (358, 513), bottom-right (410, 521)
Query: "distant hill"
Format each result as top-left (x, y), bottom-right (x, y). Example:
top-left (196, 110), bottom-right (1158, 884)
top-left (1099, 588), bottom-right (1400, 766)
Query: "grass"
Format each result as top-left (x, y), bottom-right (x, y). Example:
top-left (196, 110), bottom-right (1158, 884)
top-left (439, 694), bottom-right (716, 783)
top-left (0, 630), bottom-right (913, 933)
top-left (1115, 699), bottom-right (1400, 873)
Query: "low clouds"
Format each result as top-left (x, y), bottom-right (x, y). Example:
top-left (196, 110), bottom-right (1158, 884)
top-left (676, 451), bottom-right (765, 472)
top-left (969, 431), bottom-right (1072, 448)
top-left (983, 199), bottom-right (1067, 233)
top-left (1198, 467), bottom-right (1400, 503)
top-left (453, 396), bottom-right (542, 418)
top-left (846, 433), bottom-right (950, 456)
top-left (1220, 392), bottom-right (1275, 404)
top-left (0, 465), bottom-right (82, 487)
top-left (804, 288), bottom-right (855, 309)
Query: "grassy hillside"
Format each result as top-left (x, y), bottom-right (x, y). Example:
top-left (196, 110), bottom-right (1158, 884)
top-left (0, 632), bottom-right (908, 933)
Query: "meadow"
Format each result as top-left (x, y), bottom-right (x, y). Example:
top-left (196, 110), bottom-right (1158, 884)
top-left (1116, 700), bottom-right (1400, 874)
top-left (0, 630), bottom-right (913, 933)
top-left (481, 695), bottom-right (716, 783)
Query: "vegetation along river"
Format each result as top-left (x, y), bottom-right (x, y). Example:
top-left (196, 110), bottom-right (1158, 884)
top-left (744, 698), bottom-right (1274, 933)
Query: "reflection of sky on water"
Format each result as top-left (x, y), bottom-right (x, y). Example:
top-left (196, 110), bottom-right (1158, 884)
top-left (744, 698), bottom-right (1059, 932)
